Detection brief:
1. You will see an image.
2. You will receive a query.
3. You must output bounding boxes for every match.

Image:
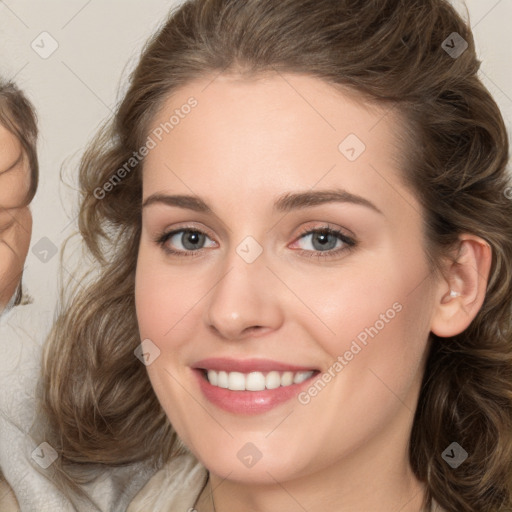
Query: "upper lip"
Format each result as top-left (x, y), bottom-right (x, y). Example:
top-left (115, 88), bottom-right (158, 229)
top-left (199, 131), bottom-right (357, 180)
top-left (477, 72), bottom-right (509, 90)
top-left (192, 357), bottom-right (318, 373)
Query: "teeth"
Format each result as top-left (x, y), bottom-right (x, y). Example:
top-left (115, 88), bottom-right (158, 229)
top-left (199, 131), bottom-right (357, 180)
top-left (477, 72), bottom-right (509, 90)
top-left (266, 371), bottom-right (281, 390)
top-left (246, 371), bottom-right (266, 391)
top-left (207, 370), bottom-right (218, 386)
top-left (217, 371), bottom-right (229, 389)
top-left (293, 372), bottom-right (311, 384)
top-left (281, 371), bottom-right (294, 386)
top-left (228, 371), bottom-right (246, 391)
top-left (204, 369), bottom-right (315, 391)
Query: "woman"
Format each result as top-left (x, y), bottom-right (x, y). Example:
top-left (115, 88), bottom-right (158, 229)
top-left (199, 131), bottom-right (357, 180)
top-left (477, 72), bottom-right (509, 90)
top-left (38, 0), bottom-right (512, 511)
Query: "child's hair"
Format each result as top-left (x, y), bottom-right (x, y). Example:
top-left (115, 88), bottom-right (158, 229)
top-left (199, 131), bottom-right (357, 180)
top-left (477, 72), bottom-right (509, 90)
top-left (37, 1), bottom-right (512, 510)
top-left (0, 79), bottom-right (38, 307)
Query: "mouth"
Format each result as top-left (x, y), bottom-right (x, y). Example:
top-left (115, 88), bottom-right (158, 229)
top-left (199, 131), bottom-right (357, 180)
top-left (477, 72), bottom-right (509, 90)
top-left (198, 368), bottom-right (318, 391)
top-left (191, 358), bottom-right (321, 414)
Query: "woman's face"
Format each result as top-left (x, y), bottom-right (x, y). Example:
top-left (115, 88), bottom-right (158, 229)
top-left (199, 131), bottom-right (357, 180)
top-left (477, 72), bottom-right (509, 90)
top-left (135, 73), bottom-right (440, 484)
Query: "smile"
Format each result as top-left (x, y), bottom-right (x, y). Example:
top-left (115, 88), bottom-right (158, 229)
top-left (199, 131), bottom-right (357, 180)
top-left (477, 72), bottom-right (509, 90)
top-left (192, 358), bottom-right (320, 414)
top-left (204, 369), bottom-right (315, 391)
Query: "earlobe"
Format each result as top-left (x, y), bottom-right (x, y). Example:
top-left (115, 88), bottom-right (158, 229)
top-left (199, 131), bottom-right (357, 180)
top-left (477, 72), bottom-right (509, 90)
top-left (430, 235), bottom-right (492, 338)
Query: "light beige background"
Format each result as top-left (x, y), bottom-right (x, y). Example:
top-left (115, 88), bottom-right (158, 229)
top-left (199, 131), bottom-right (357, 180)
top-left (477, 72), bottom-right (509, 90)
top-left (0, 0), bottom-right (510, 309)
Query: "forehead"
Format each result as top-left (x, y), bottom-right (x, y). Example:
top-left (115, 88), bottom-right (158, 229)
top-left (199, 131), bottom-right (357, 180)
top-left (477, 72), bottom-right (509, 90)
top-left (141, 73), bottom-right (418, 219)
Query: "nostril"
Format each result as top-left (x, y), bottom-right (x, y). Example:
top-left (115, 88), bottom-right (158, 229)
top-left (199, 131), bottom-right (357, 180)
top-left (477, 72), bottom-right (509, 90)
top-left (244, 325), bottom-right (266, 336)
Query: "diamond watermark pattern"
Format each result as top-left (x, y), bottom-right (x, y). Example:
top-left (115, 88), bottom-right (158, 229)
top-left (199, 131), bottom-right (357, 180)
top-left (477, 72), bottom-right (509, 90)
top-left (338, 133), bottom-right (366, 162)
top-left (31, 442), bottom-right (58, 469)
top-left (31, 32), bottom-right (59, 59)
top-left (236, 236), bottom-right (263, 264)
top-left (134, 338), bottom-right (161, 366)
top-left (441, 32), bottom-right (468, 59)
top-left (31, 237), bottom-right (58, 263)
top-left (237, 442), bottom-right (263, 468)
top-left (442, 442), bottom-right (468, 469)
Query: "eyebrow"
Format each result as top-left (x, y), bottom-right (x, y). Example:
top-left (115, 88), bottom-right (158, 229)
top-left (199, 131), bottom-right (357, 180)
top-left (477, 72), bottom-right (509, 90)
top-left (142, 188), bottom-right (383, 215)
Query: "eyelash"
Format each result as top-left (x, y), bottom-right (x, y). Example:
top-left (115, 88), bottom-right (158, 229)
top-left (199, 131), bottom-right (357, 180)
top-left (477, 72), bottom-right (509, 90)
top-left (154, 224), bottom-right (357, 260)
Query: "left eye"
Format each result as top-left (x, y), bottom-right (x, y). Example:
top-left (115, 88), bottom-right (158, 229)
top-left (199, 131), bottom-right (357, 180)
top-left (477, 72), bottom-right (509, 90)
top-left (155, 225), bottom-right (356, 259)
top-left (290, 226), bottom-right (357, 259)
top-left (294, 229), bottom-right (344, 252)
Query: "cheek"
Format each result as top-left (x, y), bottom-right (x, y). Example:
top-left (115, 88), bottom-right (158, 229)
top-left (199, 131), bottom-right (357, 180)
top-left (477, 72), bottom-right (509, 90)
top-left (288, 265), bottom-right (432, 463)
top-left (134, 247), bottom-right (203, 359)
top-left (134, 250), bottom-right (198, 422)
top-left (306, 246), bottom-right (432, 381)
top-left (291, 262), bottom-right (402, 350)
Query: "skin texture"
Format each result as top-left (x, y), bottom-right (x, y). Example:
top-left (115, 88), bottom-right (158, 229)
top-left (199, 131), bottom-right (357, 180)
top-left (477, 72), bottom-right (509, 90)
top-left (0, 124), bottom-right (32, 311)
top-left (135, 73), bottom-right (491, 512)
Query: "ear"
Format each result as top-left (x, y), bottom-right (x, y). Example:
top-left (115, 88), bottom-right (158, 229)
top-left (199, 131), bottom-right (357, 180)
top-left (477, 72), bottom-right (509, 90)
top-left (430, 234), bottom-right (492, 337)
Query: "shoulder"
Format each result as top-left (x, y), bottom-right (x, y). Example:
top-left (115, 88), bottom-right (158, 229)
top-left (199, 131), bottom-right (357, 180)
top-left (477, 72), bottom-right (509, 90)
top-left (0, 303), bottom-right (150, 511)
top-left (0, 303), bottom-right (71, 510)
top-left (128, 451), bottom-right (208, 512)
top-left (0, 302), bottom-right (51, 442)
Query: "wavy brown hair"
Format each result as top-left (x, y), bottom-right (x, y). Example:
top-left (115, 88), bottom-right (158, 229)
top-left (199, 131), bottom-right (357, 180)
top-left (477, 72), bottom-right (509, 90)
top-left (36, 0), bottom-right (512, 510)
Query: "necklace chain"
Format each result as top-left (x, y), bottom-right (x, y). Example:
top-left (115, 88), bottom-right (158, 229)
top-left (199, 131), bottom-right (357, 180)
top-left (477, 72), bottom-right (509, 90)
top-left (209, 472), bottom-right (216, 512)
top-left (201, 470), bottom-right (430, 512)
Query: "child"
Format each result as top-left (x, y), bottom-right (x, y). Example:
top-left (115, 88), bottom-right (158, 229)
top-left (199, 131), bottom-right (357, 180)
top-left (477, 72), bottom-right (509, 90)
top-left (0, 76), bottom-right (153, 512)
top-left (0, 79), bottom-right (38, 316)
top-left (0, 79), bottom-right (38, 510)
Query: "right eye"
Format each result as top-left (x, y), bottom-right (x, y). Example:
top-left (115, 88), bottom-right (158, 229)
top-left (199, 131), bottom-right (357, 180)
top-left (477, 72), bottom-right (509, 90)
top-left (155, 227), bottom-right (216, 257)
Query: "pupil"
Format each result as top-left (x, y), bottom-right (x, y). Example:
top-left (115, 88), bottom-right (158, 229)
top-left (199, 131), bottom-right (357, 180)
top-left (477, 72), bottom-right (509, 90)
top-left (314, 231), bottom-right (335, 250)
top-left (184, 231), bottom-right (203, 250)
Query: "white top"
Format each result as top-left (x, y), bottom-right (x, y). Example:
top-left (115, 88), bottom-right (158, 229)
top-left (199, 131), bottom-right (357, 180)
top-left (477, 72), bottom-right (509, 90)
top-left (127, 451), bottom-right (207, 512)
top-left (1, 288), bottom-right (18, 315)
top-left (127, 450), bottom-right (447, 512)
top-left (0, 302), bottom-right (154, 511)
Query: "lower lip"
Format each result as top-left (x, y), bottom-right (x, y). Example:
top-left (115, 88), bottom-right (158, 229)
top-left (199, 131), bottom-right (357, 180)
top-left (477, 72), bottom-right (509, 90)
top-left (193, 369), bottom-right (317, 415)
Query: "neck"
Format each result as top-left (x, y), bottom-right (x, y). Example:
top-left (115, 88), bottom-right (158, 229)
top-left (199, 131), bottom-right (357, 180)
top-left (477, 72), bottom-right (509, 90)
top-left (195, 356), bottom-right (430, 512)
top-left (196, 415), bottom-right (428, 512)
top-left (205, 467), bottom-right (427, 512)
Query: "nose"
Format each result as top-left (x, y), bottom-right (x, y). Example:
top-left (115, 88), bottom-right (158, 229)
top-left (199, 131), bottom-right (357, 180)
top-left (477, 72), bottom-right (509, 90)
top-left (204, 246), bottom-right (284, 341)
